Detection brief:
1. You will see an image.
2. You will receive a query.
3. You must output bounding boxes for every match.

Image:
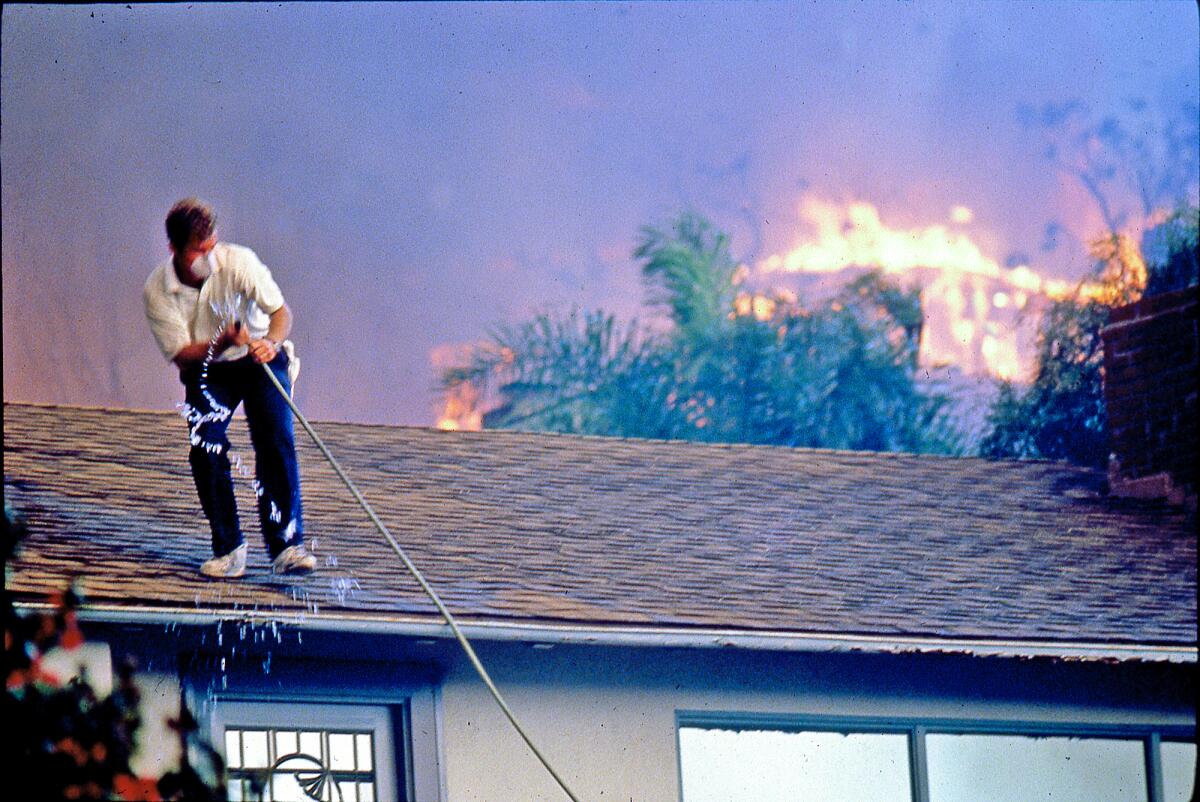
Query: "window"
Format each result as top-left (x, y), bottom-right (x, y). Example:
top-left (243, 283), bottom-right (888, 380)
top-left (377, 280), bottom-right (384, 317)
top-left (1161, 741), bottom-right (1199, 802)
top-left (191, 657), bottom-right (444, 801)
top-left (214, 702), bottom-right (398, 802)
top-left (679, 727), bottom-right (911, 801)
top-left (677, 713), bottom-right (1195, 802)
top-left (925, 733), bottom-right (1147, 802)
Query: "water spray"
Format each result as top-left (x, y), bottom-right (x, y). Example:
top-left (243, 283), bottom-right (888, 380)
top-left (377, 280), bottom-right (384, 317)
top-left (259, 363), bottom-right (584, 802)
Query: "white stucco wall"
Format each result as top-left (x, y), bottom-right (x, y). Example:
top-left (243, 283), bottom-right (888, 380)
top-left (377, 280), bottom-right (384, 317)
top-left (131, 673), bottom-right (184, 778)
top-left (432, 642), bottom-right (1195, 802)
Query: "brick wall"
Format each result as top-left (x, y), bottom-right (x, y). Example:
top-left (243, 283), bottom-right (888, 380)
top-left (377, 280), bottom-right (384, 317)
top-left (1101, 286), bottom-right (1198, 505)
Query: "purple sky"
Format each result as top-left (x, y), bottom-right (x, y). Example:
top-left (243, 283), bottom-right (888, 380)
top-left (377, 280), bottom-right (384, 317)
top-left (3, 2), bottom-right (1197, 425)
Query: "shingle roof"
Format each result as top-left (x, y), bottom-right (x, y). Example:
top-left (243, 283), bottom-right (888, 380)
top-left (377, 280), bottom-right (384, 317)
top-left (4, 402), bottom-right (1196, 654)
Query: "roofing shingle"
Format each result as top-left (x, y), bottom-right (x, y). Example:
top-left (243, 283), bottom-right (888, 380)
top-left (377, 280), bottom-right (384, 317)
top-left (4, 402), bottom-right (1196, 648)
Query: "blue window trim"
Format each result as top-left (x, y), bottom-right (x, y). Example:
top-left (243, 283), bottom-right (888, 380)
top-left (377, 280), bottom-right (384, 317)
top-left (181, 657), bottom-right (445, 802)
top-left (676, 710), bottom-right (1195, 802)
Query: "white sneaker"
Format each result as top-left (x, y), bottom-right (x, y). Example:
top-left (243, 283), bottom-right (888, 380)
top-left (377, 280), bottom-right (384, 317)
top-left (272, 545), bottom-right (317, 575)
top-left (200, 544), bottom-right (247, 579)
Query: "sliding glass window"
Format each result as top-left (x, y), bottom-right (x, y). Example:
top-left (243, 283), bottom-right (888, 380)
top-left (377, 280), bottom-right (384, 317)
top-left (677, 715), bottom-right (1195, 802)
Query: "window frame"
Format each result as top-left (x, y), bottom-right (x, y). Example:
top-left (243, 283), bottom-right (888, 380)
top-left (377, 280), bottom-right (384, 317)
top-left (185, 658), bottom-right (444, 802)
top-left (212, 700), bottom-right (398, 802)
top-left (676, 710), bottom-right (1195, 802)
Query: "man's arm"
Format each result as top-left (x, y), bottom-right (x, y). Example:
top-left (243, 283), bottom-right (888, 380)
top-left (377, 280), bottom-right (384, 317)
top-left (246, 303), bottom-right (293, 364)
top-left (171, 323), bottom-right (249, 369)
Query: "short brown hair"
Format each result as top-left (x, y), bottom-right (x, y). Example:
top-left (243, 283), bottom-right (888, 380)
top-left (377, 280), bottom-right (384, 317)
top-left (165, 198), bottom-right (217, 251)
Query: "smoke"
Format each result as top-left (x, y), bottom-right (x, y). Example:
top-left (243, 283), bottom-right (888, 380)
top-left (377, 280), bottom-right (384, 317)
top-left (3, 3), bottom-right (1196, 425)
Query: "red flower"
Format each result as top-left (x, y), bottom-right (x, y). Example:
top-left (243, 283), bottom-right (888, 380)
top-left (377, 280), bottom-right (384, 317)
top-left (55, 737), bottom-right (88, 767)
top-left (61, 623), bottom-right (85, 650)
top-left (8, 659), bottom-right (63, 689)
top-left (6, 668), bottom-right (28, 690)
top-left (114, 774), bottom-right (163, 802)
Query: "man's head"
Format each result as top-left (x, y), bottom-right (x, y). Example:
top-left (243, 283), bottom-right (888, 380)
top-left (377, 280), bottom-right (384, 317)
top-left (165, 198), bottom-right (218, 258)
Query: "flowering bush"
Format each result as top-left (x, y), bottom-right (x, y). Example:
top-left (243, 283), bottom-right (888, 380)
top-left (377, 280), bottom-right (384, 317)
top-left (3, 505), bottom-right (224, 801)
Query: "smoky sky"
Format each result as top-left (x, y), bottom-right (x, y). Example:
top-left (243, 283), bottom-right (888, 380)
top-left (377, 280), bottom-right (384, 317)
top-left (3, 2), bottom-right (1196, 425)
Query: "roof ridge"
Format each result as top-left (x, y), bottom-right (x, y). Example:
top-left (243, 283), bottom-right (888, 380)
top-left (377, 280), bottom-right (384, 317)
top-left (4, 400), bottom-right (182, 417)
top-left (2, 400), bottom-right (1074, 467)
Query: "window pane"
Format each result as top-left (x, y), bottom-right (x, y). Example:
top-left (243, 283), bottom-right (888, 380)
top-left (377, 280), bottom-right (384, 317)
top-left (299, 731), bottom-right (323, 760)
top-left (225, 730), bottom-right (242, 768)
top-left (275, 730), bottom-right (298, 757)
top-left (271, 769), bottom-right (308, 802)
top-left (679, 727), bottom-right (911, 802)
top-left (356, 733), bottom-right (374, 771)
top-left (358, 781), bottom-right (376, 802)
top-left (926, 734), bottom-right (1146, 802)
top-left (329, 732), bottom-right (356, 769)
top-left (242, 729), bottom-right (269, 768)
top-left (1162, 741), bottom-right (1197, 802)
top-left (338, 780), bottom-right (358, 801)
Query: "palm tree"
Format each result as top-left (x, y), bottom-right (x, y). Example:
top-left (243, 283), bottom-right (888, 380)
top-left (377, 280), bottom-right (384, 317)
top-left (441, 213), bottom-right (960, 454)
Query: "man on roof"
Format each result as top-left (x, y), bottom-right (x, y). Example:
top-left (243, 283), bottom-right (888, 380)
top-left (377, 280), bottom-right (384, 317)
top-left (143, 198), bottom-right (316, 579)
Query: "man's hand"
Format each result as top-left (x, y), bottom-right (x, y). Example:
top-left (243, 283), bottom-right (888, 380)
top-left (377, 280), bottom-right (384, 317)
top-left (220, 322), bottom-right (251, 352)
top-left (247, 338), bottom-right (280, 364)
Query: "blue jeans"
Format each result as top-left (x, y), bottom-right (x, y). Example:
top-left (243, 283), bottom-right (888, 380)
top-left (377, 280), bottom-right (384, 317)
top-left (181, 352), bottom-right (304, 559)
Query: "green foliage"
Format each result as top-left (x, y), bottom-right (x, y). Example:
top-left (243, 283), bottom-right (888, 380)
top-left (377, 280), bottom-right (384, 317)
top-left (979, 202), bottom-right (1198, 467)
top-left (443, 213), bottom-right (961, 454)
top-left (1143, 204), bottom-right (1199, 296)
top-left (445, 309), bottom-right (679, 438)
top-left (3, 505), bottom-right (225, 801)
top-left (979, 298), bottom-right (1110, 468)
top-left (634, 212), bottom-right (738, 337)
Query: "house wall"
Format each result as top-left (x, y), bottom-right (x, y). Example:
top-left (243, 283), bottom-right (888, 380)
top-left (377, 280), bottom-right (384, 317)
top-left (1101, 286), bottom-right (1199, 505)
top-left (435, 639), bottom-right (1194, 801)
top-left (91, 622), bottom-right (1195, 802)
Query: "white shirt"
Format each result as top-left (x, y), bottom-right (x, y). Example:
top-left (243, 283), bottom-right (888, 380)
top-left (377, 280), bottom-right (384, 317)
top-left (143, 242), bottom-right (285, 363)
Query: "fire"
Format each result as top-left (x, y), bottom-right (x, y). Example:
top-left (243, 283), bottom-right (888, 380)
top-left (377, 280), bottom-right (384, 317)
top-left (733, 292), bottom-right (777, 321)
top-left (431, 196), bottom-right (1153, 427)
top-left (755, 196), bottom-right (1120, 380)
top-left (759, 197), bottom-right (1083, 298)
top-left (436, 382), bottom-right (483, 431)
top-left (950, 205), bottom-right (975, 225)
top-left (431, 343), bottom-right (485, 431)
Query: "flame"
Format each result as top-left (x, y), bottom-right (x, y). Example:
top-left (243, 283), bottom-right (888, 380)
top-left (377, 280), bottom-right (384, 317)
top-left (950, 205), bottom-right (975, 225)
top-left (436, 382), bottom-right (483, 431)
top-left (733, 292), bottom-right (777, 321)
top-left (1087, 233), bottom-right (1147, 306)
top-left (755, 196), bottom-right (1123, 380)
top-left (431, 343), bottom-right (485, 431)
top-left (759, 197), bottom-right (1089, 300)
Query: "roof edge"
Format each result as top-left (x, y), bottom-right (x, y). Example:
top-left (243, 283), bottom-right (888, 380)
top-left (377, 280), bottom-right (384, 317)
top-left (20, 602), bottom-right (1196, 664)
